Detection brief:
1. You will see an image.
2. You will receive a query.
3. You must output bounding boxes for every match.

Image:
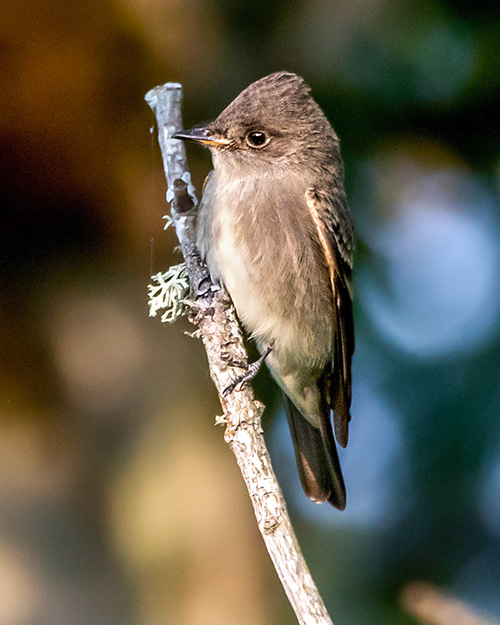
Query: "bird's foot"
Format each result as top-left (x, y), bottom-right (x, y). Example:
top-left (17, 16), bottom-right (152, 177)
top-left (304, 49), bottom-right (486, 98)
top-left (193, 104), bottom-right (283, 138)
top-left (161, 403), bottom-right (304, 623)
top-left (222, 345), bottom-right (272, 397)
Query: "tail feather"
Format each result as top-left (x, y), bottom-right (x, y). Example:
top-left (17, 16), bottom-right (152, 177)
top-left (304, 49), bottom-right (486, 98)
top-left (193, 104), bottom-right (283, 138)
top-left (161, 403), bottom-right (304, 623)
top-left (283, 393), bottom-right (346, 510)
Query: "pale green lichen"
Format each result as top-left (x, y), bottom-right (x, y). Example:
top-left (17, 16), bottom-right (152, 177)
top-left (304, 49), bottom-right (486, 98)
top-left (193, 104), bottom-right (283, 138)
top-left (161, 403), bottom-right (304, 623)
top-left (148, 263), bottom-right (189, 323)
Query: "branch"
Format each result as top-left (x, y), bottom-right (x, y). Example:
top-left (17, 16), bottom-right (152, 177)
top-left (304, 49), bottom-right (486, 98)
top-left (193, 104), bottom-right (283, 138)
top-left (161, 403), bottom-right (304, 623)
top-left (145, 82), bottom-right (335, 625)
top-left (401, 582), bottom-right (500, 625)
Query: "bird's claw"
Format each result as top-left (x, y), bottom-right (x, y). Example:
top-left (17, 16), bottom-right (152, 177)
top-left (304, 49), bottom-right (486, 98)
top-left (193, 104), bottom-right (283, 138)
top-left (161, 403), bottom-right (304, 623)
top-left (222, 345), bottom-right (272, 397)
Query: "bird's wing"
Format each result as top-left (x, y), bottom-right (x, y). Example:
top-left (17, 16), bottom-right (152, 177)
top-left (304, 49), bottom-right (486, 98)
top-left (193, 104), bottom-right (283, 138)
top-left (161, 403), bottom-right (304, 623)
top-left (305, 187), bottom-right (354, 448)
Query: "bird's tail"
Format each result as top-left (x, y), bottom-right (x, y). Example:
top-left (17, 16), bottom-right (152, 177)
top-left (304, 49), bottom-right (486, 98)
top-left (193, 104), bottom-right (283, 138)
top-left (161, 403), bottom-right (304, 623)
top-left (283, 393), bottom-right (346, 510)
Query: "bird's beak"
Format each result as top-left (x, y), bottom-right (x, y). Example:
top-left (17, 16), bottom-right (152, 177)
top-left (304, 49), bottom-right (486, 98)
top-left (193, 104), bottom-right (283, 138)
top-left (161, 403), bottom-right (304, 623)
top-left (173, 127), bottom-right (231, 147)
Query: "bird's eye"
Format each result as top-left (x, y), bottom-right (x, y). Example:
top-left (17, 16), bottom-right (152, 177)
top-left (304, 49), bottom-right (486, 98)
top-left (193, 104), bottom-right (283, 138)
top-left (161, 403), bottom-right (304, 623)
top-left (245, 131), bottom-right (269, 148)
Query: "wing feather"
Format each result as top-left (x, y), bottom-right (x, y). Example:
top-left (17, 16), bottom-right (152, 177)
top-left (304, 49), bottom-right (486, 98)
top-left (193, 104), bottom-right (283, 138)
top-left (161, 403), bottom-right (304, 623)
top-left (305, 188), bottom-right (354, 448)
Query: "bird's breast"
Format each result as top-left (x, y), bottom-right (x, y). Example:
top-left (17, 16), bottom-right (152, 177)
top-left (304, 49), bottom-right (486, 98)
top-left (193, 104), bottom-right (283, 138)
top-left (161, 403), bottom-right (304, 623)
top-left (201, 174), bottom-right (333, 368)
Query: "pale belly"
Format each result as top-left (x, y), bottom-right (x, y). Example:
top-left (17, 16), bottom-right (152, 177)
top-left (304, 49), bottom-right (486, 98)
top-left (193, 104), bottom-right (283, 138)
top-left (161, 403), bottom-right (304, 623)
top-left (214, 209), bottom-right (285, 339)
top-left (209, 204), bottom-right (333, 371)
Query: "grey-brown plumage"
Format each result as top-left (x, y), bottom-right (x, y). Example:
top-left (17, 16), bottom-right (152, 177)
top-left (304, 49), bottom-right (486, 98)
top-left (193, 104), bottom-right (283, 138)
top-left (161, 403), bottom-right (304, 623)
top-left (174, 72), bottom-right (354, 510)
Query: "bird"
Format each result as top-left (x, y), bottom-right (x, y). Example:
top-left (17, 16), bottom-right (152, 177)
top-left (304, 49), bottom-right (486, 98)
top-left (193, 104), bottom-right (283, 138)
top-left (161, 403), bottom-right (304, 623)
top-left (174, 71), bottom-right (354, 510)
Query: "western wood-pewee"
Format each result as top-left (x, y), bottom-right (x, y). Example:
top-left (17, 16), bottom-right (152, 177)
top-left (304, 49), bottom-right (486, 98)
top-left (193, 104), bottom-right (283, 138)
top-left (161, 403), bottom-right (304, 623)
top-left (174, 72), bottom-right (354, 510)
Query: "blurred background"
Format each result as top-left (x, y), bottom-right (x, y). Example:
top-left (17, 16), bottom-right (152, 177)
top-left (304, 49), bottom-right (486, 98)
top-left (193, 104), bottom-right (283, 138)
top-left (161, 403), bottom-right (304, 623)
top-left (1, 0), bottom-right (500, 623)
